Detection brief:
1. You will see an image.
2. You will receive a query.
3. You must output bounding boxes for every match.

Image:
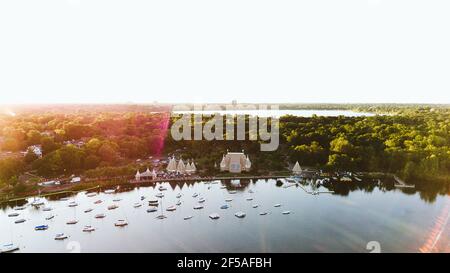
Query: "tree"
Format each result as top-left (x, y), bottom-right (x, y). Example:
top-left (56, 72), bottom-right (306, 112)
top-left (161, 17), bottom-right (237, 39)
top-left (24, 147), bottom-right (39, 163)
top-left (26, 130), bottom-right (41, 146)
top-left (40, 136), bottom-right (59, 155)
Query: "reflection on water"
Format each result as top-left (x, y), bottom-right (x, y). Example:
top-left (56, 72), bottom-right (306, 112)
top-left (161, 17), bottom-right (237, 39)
top-left (0, 179), bottom-right (448, 253)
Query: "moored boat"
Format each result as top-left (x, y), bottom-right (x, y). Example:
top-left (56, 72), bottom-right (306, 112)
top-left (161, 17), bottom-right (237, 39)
top-left (84, 208), bottom-right (93, 213)
top-left (66, 220), bottom-right (78, 225)
top-left (193, 205), bottom-right (204, 210)
top-left (83, 225), bottom-right (96, 232)
top-left (114, 220), bottom-right (128, 227)
top-left (54, 233), bottom-right (68, 240)
top-left (8, 213), bottom-right (19, 217)
top-left (209, 213), bottom-right (220, 220)
top-left (0, 243), bottom-right (19, 253)
top-left (95, 214), bottom-right (106, 219)
top-left (235, 211), bottom-right (246, 218)
top-left (183, 215), bottom-right (193, 220)
top-left (107, 204), bottom-right (119, 210)
top-left (14, 219), bottom-right (26, 224)
top-left (166, 205), bottom-right (177, 211)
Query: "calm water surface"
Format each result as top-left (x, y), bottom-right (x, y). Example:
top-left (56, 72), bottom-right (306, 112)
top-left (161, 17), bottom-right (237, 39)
top-left (0, 179), bottom-right (448, 253)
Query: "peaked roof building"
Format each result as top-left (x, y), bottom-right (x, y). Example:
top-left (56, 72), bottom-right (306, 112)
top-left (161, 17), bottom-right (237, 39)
top-left (292, 161), bottom-right (302, 174)
top-left (220, 150), bottom-right (251, 173)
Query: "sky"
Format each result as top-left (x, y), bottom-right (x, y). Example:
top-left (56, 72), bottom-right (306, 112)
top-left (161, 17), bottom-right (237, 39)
top-left (0, 0), bottom-right (449, 104)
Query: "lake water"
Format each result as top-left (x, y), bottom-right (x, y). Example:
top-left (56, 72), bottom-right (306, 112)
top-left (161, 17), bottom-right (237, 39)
top-left (0, 179), bottom-right (448, 253)
top-left (171, 109), bottom-right (376, 118)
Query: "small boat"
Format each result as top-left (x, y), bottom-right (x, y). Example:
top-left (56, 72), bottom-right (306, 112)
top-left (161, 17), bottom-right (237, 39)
top-left (35, 225), bottom-right (49, 231)
top-left (15, 219), bottom-right (26, 224)
top-left (274, 204), bottom-right (281, 207)
top-left (114, 220), bottom-right (128, 227)
top-left (166, 205), bottom-right (177, 211)
top-left (45, 215), bottom-right (55, 220)
top-left (140, 196), bottom-right (146, 200)
top-left (31, 199), bottom-right (45, 207)
top-left (14, 206), bottom-right (26, 211)
top-left (147, 208), bottom-right (157, 213)
top-left (176, 193), bottom-right (182, 198)
top-left (108, 204), bottom-right (119, 210)
top-left (148, 199), bottom-right (159, 206)
top-left (259, 212), bottom-right (268, 216)
top-left (211, 181), bottom-right (219, 184)
top-left (42, 207), bottom-right (52, 212)
top-left (252, 204), bottom-right (259, 208)
top-left (0, 243), bottom-right (19, 253)
top-left (220, 186), bottom-right (226, 189)
top-left (104, 189), bottom-right (116, 194)
top-left (158, 185), bottom-right (167, 191)
top-left (83, 225), bottom-right (95, 232)
top-left (155, 193), bottom-right (164, 198)
top-left (54, 233), bottom-right (68, 240)
top-left (220, 205), bottom-right (229, 209)
top-left (8, 213), bottom-right (19, 217)
top-left (192, 193), bottom-right (198, 198)
top-left (113, 198), bottom-right (122, 202)
top-left (86, 193), bottom-right (97, 197)
top-left (246, 197), bottom-right (253, 201)
top-left (225, 198), bottom-right (233, 202)
top-left (209, 213), bottom-right (220, 220)
top-left (198, 197), bottom-right (206, 203)
top-left (156, 214), bottom-right (167, 219)
top-left (68, 202), bottom-right (78, 207)
top-left (193, 205), bottom-right (204, 210)
top-left (228, 190), bottom-right (237, 194)
top-left (60, 197), bottom-right (70, 201)
top-left (84, 208), bottom-right (93, 213)
top-left (95, 214), bottom-right (106, 219)
top-left (282, 211), bottom-right (291, 215)
top-left (176, 200), bottom-right (182, 206)
top-left (133, 203), bottom-right (142, 208)
top-left (94, 200), bottom-right (102, 204)
top-left (66, 220), bottom-right (78, 225)
top-left (183, 215), bottom-right (193, 220)
top-left (354, 176), bottom-right (362, 182)
top-left (235, 211), bottom-right (246, 218)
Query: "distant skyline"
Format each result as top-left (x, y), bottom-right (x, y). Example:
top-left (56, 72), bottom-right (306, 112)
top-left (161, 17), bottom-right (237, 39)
top-left (1, 1), bottom-right (449, 104)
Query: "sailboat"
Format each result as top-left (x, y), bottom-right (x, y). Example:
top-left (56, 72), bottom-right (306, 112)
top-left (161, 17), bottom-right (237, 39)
top-left (30, 190), bottom-right (45, 207)
top-left (54, 233), bottom-right (68, 240)
top-left (2, 221), bottom-right (20, 253)
top-left (156, 194), bottom-right (166, 219)
top-left (83, 225), bottom-right (96, 232)
top-left (0, 243), bottom-right (20, 253)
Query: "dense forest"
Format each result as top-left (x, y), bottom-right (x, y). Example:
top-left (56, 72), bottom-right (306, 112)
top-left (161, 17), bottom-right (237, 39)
top-left (0, 105), bottom-right (449, 196)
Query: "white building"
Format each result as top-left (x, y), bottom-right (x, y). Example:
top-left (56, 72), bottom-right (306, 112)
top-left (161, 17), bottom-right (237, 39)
top-left (135, 168), bottom-right (157, 181)
top-left (292, 161), bottom-right (302, 175)
top-left (220, 150), bottom-right (251, 173)
top-left (166, 156), bottom-right (196, 174)
top-left (28, 145), bottom-right (43, 158)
